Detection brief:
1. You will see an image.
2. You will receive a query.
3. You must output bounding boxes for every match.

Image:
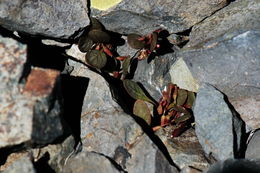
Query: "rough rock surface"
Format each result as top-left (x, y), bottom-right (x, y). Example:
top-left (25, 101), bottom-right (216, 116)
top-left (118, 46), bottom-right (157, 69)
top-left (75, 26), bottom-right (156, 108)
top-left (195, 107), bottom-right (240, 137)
top-left (2, 154), bottom-right (36, 173)
top-left (193, 83), bottom-right (244, 160)
top-left (0, 0), bottom-right (90, 39)
top-left (206, 159), bottom-right (260, 173)
top-left (245, 130), bottom-right (260, 159)
top-left (178, 30), bottom-right (260, 130)
top-left (93, 0), bottom-right (228, 34)
top-left (156, 129), bottom-right (209, 170)
top-left (63, 151), bottom-right (122, 173)
top-left (66, 46), bottom-right (179, 173)
top-left (31, 135), bottom-right (75, 173)
top-left (187, 0), bottom-right (260, 48)
top-left (0, 35), bottom-right (63, 148)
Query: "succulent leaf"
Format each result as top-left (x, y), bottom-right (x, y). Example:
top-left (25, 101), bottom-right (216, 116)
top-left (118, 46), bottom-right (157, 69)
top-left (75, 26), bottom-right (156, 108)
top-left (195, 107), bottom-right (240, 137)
top-left (123, 79), bottom-right (155, 104)
top-left (85, 50), bottom-right (107, 69)
top-left (133, 100), bottom-right (152, 125)
top-left (127, 33), bottom-right (146, 49)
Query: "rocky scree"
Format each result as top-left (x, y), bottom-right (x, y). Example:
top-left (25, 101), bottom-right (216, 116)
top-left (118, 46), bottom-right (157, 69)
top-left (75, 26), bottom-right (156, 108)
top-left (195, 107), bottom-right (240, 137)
top-left (0, 0), bottom-right (260, 172)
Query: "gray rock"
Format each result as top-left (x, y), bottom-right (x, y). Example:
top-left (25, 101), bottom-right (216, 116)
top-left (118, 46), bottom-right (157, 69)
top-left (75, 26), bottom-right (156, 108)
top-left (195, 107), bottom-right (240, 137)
top-left (125, 134), bottom-right (179, 173)
top-left (32, 135), bottom-right (75, 173)
top-left (0, 35), bottom-right (63, 148)
top-left (178, 30), bottom-right (260, 130)
top-left (180, 167), bottom-right (202, 173)
top-left (2, 154), bottom-right (36, 173)
top-left (193, 83), bottom-right (244, 160)
top-left (92, 0), bottom-right (228, 34)
top-left (246, 130), bottom-right (260, 159)
top-left (206, 159), bottom-right (260, 173)
top-left (187, 0), bottom-right (260, 48)
top-left (0, 0), bottom-right (90, 39)
top-left (179, 30), bottom-right (260, 100)
top-left (63, 151), bottom-right (122, 173)
top-left (156, 128), bottom-right (209, 170)
top-left (231, 95), bottom-right (260, 131)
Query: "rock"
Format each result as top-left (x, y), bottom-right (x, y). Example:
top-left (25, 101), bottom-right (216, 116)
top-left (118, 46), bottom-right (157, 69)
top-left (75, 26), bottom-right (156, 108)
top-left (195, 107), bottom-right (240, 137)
top-left (0, 152), bottom-right (28, 171)
top-left (92, 0), bottom-right (228, 34)
top-left (41, 40), bottom-right (71, 47)
top-left (231, 95), bottom-right (260, 131)
top-left (63, 151), bottom-right (122, 173)
top-left (177, 30), bottom-right (260, 130)
top-left (156, 128), bottom-right (209, 170)
top-left (0, 35), bottom-right (64, 148)
top-left (193, 83), bottom-right (244, 160)
top-left (206, 159), bottom-right (260, 173)
top-left (0, 0), bottom-right (90, 39)
top-left (245, 130), bottom-right (260, 159)
top-left (180, 167), bottom-right (202, 173)
top-left (31, 135), bottom-right (75, 173)
top-left (187, 0), bottom-right (260, 48)
top-left (169, 58), bottom-right (199, 92)
top-left (2, 154), bottom-right (36, 173)
top-left (125, 134), bottom-right (179, 173)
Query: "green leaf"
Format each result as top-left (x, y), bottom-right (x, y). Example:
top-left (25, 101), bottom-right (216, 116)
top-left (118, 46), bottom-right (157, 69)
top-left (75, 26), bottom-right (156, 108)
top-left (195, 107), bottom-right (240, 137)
top-left (88, 30), bottom-right (111, 43)
top-left (78, 35), bottom-right (93, 52)
top-left (127, 33), bottom-right (146, 49)
top-left (176, 89), bottom-right (188, 106)
top-left (133, 100), bottom-right (152, 125)
top-left (85, 50), bottom-right (107, 69)
top-left (123, 79), bottom-right (155, 104)
top-left (122, 56), bottom-right (131, 76)
top-left (186, 91), bottom-right (196, 108)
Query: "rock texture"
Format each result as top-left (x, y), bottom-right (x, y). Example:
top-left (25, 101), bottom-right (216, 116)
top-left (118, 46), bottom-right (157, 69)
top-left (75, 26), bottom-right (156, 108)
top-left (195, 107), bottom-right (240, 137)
top-left (0, 0), bottom-right (90, 39)
top-left (93, 0), bottom-right (228, 34)
top-left (63, 151), bottom-right (122, 173)
top-left (0, 35), bottom-right (63, 148)
top-left (156, 129), bottom-right (209, 170)
top-left (2, 154), bottom-right (36, 173)
top-left (187, 0), bottom-right (260, 48)
top-left (206, 159), bottom-right (260, 173)
top-left (193, 83), bottom-right (244, 160)
top-left (245, 130), bottom-right (260, 159)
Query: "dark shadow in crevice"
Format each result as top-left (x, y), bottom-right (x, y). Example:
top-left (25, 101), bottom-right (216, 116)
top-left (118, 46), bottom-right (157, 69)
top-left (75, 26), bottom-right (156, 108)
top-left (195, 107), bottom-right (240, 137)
top-left (33, 152), bottom-right (55, 173)
top-left (154, 30), bottom-right (174, 57)
top-left (60, 75), bottom-right (89, 150)
top-left (222, 94), bottom-right (247, 158)
top-left (0, 143), bottom-right (27, 167)
top-left (174, 27), bottom-right (192, 48)
top-left (100, 73), bottom-right (179, 170)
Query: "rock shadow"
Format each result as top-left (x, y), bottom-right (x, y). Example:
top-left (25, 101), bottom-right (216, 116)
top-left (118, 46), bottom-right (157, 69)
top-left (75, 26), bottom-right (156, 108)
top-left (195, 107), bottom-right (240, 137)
top-left (60, 75), bottom-right (89, 150)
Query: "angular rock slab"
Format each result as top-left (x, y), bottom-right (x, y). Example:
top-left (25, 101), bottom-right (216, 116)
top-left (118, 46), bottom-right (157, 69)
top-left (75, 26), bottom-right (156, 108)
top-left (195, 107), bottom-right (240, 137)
top-left (193, 83), bottom-right (244, 160)
top-left (2, 154), bottom-right (36, 173)
top-left (177, 30), bottom-right (260, 130)
top-left (0, 0), bottom-right (90, 39)
top-left (178, 30), bottom-right (260, 100)
top-left (125, 134), bottom-right (179, 173)
top-left (245, 130), bottom-right (260, 159)
top-left (206, 159), bottom-right (260, 173)
top-left (156, 129), bottom-right (209, 170)
top-left (92, 0), bottom-right (228, 34)
top-left (63, 151), bottom-right (122, 173)
top-left (187, 0), bottom-right (260, 48)
top-left (0, 35), bottom-right (63, 148)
